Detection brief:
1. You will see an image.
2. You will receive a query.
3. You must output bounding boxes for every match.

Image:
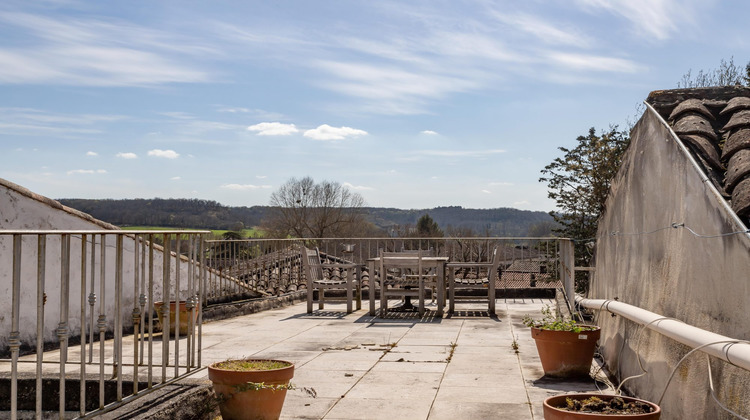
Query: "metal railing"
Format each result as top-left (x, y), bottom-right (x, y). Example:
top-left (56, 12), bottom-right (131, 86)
top-left (1, 233), bottom-right (568, 418)
top-left (0, 230), bottom-right (209, 419)
top-left (205, 237), bottom-right (567, 294)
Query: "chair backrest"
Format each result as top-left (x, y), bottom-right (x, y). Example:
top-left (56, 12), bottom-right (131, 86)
top-left (488, 246), bottom-right (501, 281)
top-left (300, 245), bottom-right (325, 282)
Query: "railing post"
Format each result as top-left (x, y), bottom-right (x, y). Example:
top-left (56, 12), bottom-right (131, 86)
top-left (559, 239), bottom-right (575, 312)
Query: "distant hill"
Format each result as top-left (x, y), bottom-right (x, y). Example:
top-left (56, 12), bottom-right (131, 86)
top-left (57, 198), bottom-right (555, 236)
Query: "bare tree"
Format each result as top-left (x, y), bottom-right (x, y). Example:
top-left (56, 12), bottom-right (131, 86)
top-left (263, 177), bottom-right (371, 238)
top-left (678, 57), bottom-right (749, 88)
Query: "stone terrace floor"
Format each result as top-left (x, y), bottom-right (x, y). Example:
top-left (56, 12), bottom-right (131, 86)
top-left (190, 298), bottom-right (611, 420)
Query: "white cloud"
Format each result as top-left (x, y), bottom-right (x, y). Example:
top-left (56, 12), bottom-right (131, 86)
top-left (514, 200), bottom-right (531, 206)
top-left (247, 122), bottom-right (299, 136)
top-left (481, 189), bottom-right (492, 194)
top-left (343, 182), bottom-right (374, 191)
top-left (421, 130), bottom-right (438, 135)
top-left (67, 169), bottom-right (107, 175)
top-left (488, 181), bottom-right (513, 187)
top-left (220, 183), bottom-right (271, 190)
top-left (148, 149), bottom-right (179, 159)
top-left (171, 176), bottom-right (181, 180)
top-left (86, 151), bottom-right (98, 156)
top-left (303, 124), bottom-right (367, 141)
top-left (116, 152), bottom-right (138, 159)
top-left (256, 175), bottom-right (267, 179)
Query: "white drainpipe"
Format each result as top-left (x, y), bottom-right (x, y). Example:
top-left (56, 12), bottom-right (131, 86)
top-left (576, 297), bottom-right (750, 372)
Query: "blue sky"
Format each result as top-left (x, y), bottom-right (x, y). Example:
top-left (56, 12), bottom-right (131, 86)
top-left (1, 0), bottom-right (748, 212)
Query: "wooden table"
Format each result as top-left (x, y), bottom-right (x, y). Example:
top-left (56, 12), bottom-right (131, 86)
top-left (367, 256), bottom-right (448, 317)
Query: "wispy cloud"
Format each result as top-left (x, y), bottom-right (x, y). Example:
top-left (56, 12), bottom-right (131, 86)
top-left (220, 183), bottom-right (271, 190)
top-left (247, 122), bottom-right (299, 136)
top-left (546, 52), bottom-right (642, 73)
top-left (573, 0), bottom-right (700, 40)
top-left (116, 152), bottom-right (138, 159)
top-left (0, 12), bottom-right (209, 86)
top-left (490, 12), bottom-right (591, 48)
top-left (420, 130), bottom-right (438, 135)
top-left (171, 176), bottom-right (181, 181)
top-left (481, 189), bottom-right (492, 194)
top-left (0, 107), bottom-right (125, 137)
top-left (304, 124), bottom-right (367, 141)
top-left (148, 149), bottom-right (179, 159)
top-left (416, 149), bottom-right (506, 158)
top-left (488, 181), bottom-right (513, 187)
top-left (86, 151), bottom-right (98, 157)
top-left (67, 169), bottom-right (107, 175)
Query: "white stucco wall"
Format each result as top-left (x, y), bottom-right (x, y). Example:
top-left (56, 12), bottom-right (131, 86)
top-left (592, 109), bottom-right (750, 418)
top-left (0, 179), bottom-right (198, 353)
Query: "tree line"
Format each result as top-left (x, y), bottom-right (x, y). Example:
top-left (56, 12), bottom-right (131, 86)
top-left (57, 196), bottom-right (555, 237)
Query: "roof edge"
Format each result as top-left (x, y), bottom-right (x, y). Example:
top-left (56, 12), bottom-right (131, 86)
top-left (0, 178), bottom-right (119, 230)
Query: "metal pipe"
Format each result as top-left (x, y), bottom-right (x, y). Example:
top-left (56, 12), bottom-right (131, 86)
top-left (577, 297), bottom-right (750, 371)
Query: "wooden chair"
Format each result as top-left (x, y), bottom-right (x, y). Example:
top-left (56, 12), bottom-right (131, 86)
top-left (379, 250), bottom-right (433, 316)
top-left (300, 245), bottom-right (358, 314)
top-left (447, 246), bottom-right (500, 315)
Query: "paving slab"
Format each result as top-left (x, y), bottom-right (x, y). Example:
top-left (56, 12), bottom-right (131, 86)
top-left (10, 298), bottom-right (618, 419)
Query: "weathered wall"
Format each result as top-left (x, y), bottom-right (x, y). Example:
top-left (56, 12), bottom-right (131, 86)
top-left (0, 179), bottom-right (193, 353)
top-left (592, 109), bottom-right (750, 418)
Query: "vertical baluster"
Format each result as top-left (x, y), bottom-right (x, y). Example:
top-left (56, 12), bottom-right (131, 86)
top-left (186, 235), bottom-right (194, 371)
top-left (139, 235), bottom-right (146, 366)
top-left (98, 234), bottom-right (106, 409)
top-left (133, 234), bottom-right (140, 394)
top-left (35, 234), bottom-right (46, 420)
top-left (147, 234), bottom-right (154, 388)
top-left (58, 234), bottom-right (70, 419)
top-left (115, 234), bottom-right (123, 401)
top-left (174, 235), bottom-right (181, 377)
top-left (161, 234), bottom-right (171, 383)
top-left (198, 234), bottom-right (204, 368)
top-left (10, 235), bottom-right (22, 420)
top-left (88, 236), bottom-right (96, 364)
top-left (79, 234), bottom-right (87, 417)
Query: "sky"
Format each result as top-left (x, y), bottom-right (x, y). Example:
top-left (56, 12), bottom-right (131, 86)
top-left (1, 0), bottom-right (749, 213)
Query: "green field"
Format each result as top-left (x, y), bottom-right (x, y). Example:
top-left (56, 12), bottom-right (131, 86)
top-left (120, 226), bottom-right (264, 238)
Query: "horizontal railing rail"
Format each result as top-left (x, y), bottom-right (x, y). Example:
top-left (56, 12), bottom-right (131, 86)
top-left (0, 230), bottom-right (210, 419)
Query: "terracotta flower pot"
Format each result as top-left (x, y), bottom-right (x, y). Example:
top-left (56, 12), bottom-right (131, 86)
top-left (543, 393), bottom-right (661, 419)
top-left (531, 326), bottom-right (600, 377)
top-left (208, 359), bottom-right (295, 420)
top-left (154, 301), bottom-right (197, 335)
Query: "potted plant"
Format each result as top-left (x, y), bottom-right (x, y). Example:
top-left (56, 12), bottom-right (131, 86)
top-left (208, 358), bottom-right (295, 420)
top-left (543, 393), bottom-right (661, 419)
top-left (154, 300), bottom-right (197, 335)
top-left (523, 305), bottom-right (600, 377)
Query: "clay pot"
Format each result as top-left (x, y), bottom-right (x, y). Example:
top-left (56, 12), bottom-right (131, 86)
top-left (531, 326), bottom-right (600, 377)
top-left (154, 301), bottom-right (196, 336)
top-left (208, 359), bottom-right (294, 420)
top-left (543, 393), bottom-right (661, 419)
